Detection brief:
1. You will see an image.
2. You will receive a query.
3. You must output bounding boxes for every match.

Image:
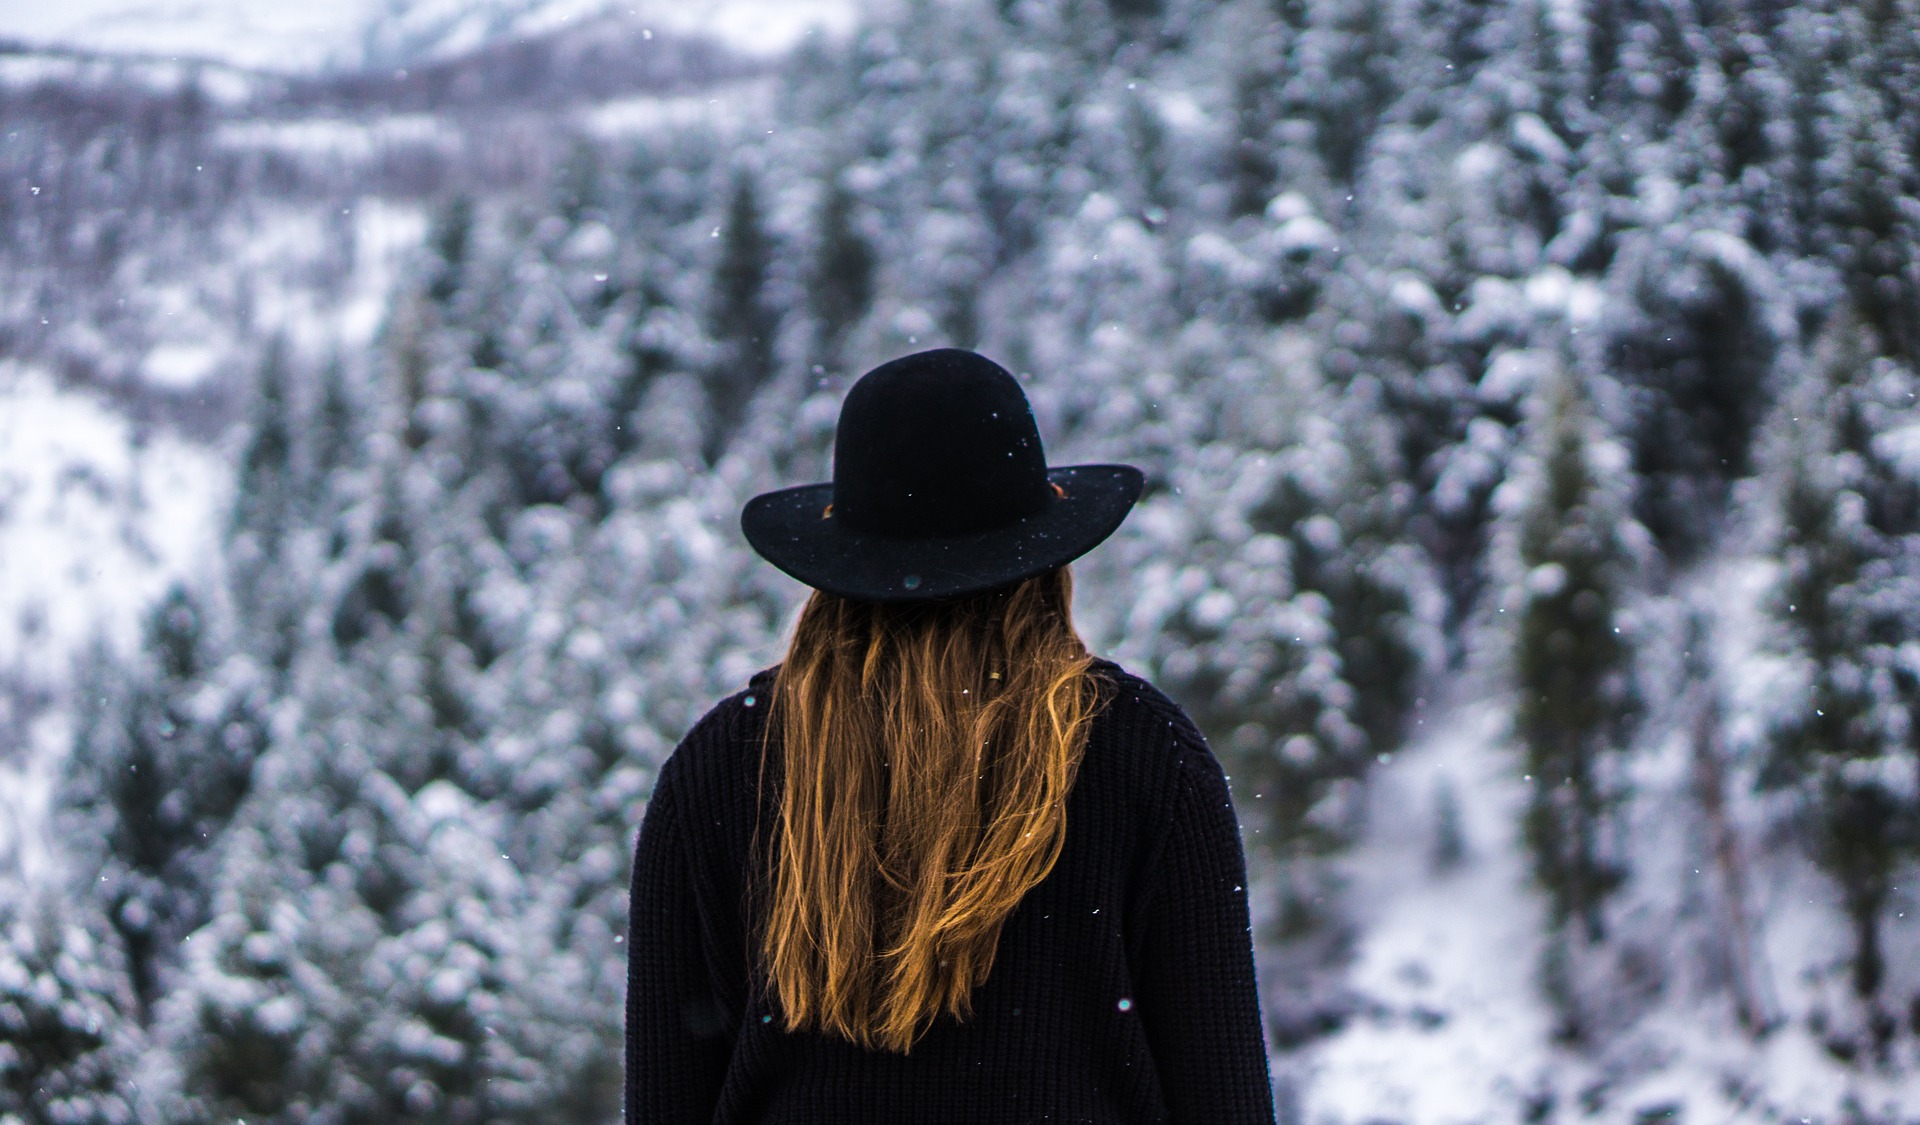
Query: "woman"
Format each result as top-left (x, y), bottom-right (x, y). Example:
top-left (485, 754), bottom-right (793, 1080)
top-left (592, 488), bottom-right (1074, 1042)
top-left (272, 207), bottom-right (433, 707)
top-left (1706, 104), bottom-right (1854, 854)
top-left (625, 348), bottom-right (1274, 1124)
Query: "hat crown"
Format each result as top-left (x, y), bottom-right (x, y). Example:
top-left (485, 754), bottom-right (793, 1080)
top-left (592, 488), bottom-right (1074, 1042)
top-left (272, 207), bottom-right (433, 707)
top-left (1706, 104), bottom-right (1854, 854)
top-left (832, 349), bottom-right (1051, 536)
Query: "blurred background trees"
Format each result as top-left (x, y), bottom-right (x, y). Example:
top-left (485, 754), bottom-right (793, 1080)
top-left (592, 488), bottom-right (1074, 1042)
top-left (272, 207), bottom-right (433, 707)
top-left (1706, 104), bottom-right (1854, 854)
top-left (1, 0), bottom-right (1918, 1119)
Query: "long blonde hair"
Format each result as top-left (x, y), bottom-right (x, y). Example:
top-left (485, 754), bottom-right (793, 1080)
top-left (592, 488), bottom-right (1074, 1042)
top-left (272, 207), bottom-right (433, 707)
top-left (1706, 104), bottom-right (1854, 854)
top-left (757, 566), bottom-right (1096, 1054)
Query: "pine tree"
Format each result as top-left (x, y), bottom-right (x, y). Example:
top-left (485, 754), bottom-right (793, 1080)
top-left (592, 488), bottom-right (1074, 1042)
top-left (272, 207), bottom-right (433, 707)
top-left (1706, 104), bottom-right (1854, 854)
top-left (1605, 228), bottom-right (1781, 562)
top-left (807, 172), bottom-right (876, 376)
top-left (1502, 364), bottom-right (1643, 947)
top-left (1682, 614), bottom-right (1774, 1035)
top-left (1119, 368), bottom-right (1434, 940)
top-left (230, 335), bottom-right (305, 673)
top-left (0, 887), bottom-right (139, 1125)
top-left (426, 195), bottom-right (474, 306)
top-left (1816, 22), bottom-right (1920, 368)
top-left (231, 335), bottom-right (296, 554)
top-left (330, 472), bottom-right (414, 651)
top-left (1295, 0), bottom-right (1401, 190)
top-left (304, 351), bottom-right (363, 520)
top-left (1226, 46), bottom-right (1283, 219)
top-left (1777, 4), bottom-right (1835, 260)
top-left (1120, 83), bottom-right (1174, 227)
top-left (1760, 309), bottom-right (1920, 1001)
top-left (704, 169), bottom-right (779, 462)
top-left (61, 588), bottom-right (265, 1020)
top-left (552, 141), bottom-right (602, 226)
top-left (1430, 775), bottom-right (1466, 872)
top-left (156, 666), bottom-right (594, 1123)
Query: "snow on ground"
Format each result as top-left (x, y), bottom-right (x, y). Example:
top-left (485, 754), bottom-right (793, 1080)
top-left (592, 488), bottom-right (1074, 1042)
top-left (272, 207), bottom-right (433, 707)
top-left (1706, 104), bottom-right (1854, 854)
top-left (118, 195), bottom-right (427, 392)
top-left (581, 75), bottom-right (775, 137)
top-left (227, 196), bottom-right (430, 359)
top-left (0, 366), bottom-right (225, 680)
top-left (333, 199), bottom-right (434, 349)
top-left (0, 363), bottom-right (226, 882)
top-left (1294, 582), bottom-right (1920, 1123)
top-left (642, 0), bottom-right (857, 56)
top-left (215, 114), bottom-right (454, 160)
top-left (1299, 699), bottom-right (1565, 1123)
top-left (0, 51), bottom-right (257, 103)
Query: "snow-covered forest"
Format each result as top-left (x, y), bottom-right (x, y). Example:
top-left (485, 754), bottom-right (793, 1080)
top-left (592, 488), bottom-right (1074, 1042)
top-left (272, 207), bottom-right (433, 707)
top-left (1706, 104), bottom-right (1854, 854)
top-left (2, 0), bottom-right (1918, 1120)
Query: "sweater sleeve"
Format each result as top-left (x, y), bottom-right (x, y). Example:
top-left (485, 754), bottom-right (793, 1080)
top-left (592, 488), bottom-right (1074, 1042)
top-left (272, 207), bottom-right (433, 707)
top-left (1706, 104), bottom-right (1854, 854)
top-left (1133, 730), bottom-right (1276, 1125)
top-left (625, 762), bottom-right (733, 1125)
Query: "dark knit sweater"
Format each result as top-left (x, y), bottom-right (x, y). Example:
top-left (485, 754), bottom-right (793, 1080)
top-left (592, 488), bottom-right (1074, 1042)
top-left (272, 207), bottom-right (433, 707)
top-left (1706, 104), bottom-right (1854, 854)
top-left (625, 659), bottom-right (1275, 1125)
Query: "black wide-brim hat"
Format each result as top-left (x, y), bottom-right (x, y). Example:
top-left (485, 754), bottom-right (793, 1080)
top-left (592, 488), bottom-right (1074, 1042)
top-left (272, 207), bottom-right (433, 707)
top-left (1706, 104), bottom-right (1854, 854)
top-left (742, 348), bottom-right (1143, 603)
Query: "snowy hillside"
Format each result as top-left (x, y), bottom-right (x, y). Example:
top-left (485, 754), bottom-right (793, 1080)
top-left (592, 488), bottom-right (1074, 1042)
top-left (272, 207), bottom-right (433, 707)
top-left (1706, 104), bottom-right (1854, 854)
top-left (0, 368), bottom-right (223, 887)
top-left (3, 0), bottom-right (1919, 1122)
top-left (0, 0), bottom-right (858, 70)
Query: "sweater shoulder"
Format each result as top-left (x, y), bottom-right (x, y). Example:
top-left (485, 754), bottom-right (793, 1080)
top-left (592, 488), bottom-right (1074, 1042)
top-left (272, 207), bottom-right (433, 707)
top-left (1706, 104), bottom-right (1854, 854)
top-left (1084, 658), bottom-right (1221, 812)
top-left (1088, 658), bottom-right (1210, 756)
top-left (657, 666), bottom-right (779, 797)
top-left (1087, 660), bottom-right (1236, 934)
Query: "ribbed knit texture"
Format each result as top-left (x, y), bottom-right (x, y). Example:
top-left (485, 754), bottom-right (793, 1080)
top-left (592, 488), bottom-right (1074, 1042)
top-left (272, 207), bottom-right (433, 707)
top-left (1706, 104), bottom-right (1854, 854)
top-left (625, 659), bottom-right (1276, 1125)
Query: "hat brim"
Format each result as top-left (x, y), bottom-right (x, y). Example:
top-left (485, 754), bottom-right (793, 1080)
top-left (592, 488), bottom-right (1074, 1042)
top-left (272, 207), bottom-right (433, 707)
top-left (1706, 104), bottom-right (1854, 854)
top-left (741, 464), bottom-right (1144, 603)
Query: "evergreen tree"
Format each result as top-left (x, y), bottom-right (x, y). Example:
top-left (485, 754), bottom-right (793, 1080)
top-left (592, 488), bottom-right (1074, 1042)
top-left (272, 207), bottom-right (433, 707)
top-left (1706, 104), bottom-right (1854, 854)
top-left (1759, 310), bottom-right (1920, 1001)
top-left (426, 195), bottom-right (474, 306)
top-left (1294, 0), bottom-right (1401, 190)
top-left (1115, 367), bottom-right (1435, 940)
top-left (1776, 4), bottom-right (1836, 262)
top-left (0, 887), bottom-right (139, 1125)
top-left (61, 588), bottom-right (266, 1020)
top-left (704, 169), bottom-right (779, 462)
top-left (1249, 386), bottom-right (1430, 758)
top-left (231, 335), bottom-right (297, 554)
top-left (308, 353), bottom-right (361, 503)
top-left (1226, 35), bottom-right (1284, 219)
top-left (1816, 19), bottom-right (1920, 368)
top-left (155, 732), bottom-right (581, 1124)
top-left (552, 141), bottom-right (602, 226)
top-left (918, 191), bottom-right (995, 351)
top-left (1430, 775), bottom-right (1467, 871)
top-left (330, 473), bottom-right (415, 652)
top-left (230, 335), bottom-right (305, 673)
top-left (1604, 229), bottom-right (1781, 562)
top-left (1120, 83), bottom-right (1175, 228)
top-left (1500, 364), bottom-right (1644, 948)
top-left (807, 172), bottom-right (876, 376)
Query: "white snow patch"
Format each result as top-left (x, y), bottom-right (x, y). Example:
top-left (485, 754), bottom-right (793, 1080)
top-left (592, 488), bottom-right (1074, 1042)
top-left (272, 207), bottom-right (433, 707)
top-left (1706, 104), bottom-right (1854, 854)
top-left (1479, 348), bottom-right (1546, 404)
top-left (1302, 700), bottom-right (1563, 1124)
top-left (640, 0), bottom-right (857, 57)
top-left (582, 78), bottom-right (774, 137)
top-left (0, 366), bottom-right (224, 679)
top-left (142, 341), bottom-right (221, 388)
top-left (1872, 423), bottom-right (1920, 482)
top-left (215, 114), bottom-right (453, 158)
top-left (0, 364), bottom-right (225, 882)
top-left (1150, 88), bottom-right (1208, 132)
top-left (1511, 112), bottom-right (1570, 166)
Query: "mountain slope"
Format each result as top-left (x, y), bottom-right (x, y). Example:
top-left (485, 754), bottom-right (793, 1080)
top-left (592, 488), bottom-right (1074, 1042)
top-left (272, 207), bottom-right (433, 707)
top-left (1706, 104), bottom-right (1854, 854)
top-left (0, 0), bottom-right (856, 72)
